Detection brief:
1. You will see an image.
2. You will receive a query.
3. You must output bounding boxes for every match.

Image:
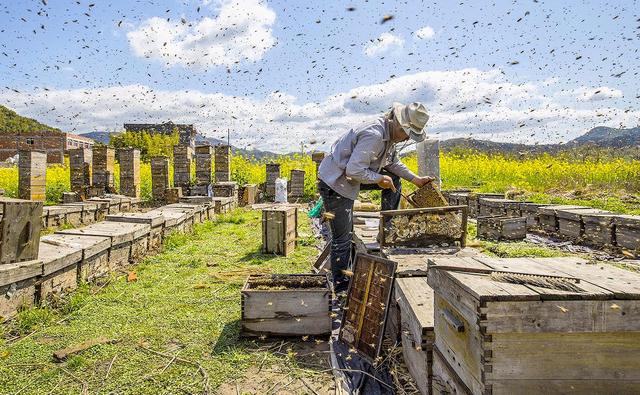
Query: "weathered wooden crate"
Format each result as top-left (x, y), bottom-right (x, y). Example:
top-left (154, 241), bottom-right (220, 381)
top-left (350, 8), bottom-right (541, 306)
top-left (239, 184), bottom-right (257, 206)
top-left (92, 146), bottom-right (115, 191)
top-left (214, 144), bottom-right (231, 182)
top-left (240, 274), bottom-right (331, 337)
top-left (165, 187), bottom-right (183, 204)
top-left (37, 240), bottom-right (82, 303)
top-left (0, 260), bottom-right (41, 319)
top-left (212, 181), bottom-right (238, 199)
top-left (107, 212), bottom-right (166, 251)
top-left (448, 192), bottom-right (470, 208)
top-left (467, 193), bottom-right (503, 218)
top-left (395, 277), bottom-right (434, 395)
top-left (265, 163), bottom-right (280, 198)
top-left (61, 205), bottom-right (83, 227)
top-left (0, 197), bottom-right (43, 265)
top-left (289, 169), bottom-right (305, 198)
top-left (379, 206), bottom-right (467, 249)
top-left (212, 196), bottom-right (236, 213)
top-left (262, 207), bottom-right (297, 256)
top-left (479, 198), bottom-right (519, 218)
top-left (615, 215), bottom-right (640, 253)
top-left (165, 203), bottom-right (206, 224)
top-left (41, 234), bottom-right (111, 282)
top-left (537, 205), bottom-right (586, 234)
top-left (118, 148), bottom-right (141, 198)
top-left (147, 208), bottom-right (188, 238)
top-left (151, 156), bottom-right (170, 202)
top-left (18, 150), bottom-right (47, 201)
top-left (428, 256), bottom-right (640, 395)
top-left (69, 148), bottom-right (92, 199)
top-left (57, 221), bottom-right (150, 268)
top-left (477, 216), bottom-right (527, 241)
top-left (519, 202), bottom-right (550, 231)
top-left (556, 208), bottom-right (612, 241)
top-left (406, 182), bottom-right (448, 208)
top-left (582, 213), bottom-right (617, 247)
top-left (173, 145), bottom-right (192, 190)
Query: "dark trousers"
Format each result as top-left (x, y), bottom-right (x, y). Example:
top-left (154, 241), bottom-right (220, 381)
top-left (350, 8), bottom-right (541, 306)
top-left (318, 172), bottom-right (401, 293)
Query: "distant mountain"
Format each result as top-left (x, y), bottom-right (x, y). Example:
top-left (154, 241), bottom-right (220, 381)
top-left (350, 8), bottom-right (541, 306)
top-left (568, 126), bottom-right (640, 148)
top-left (438, 126), bottom-right (640, 156)
top-left (0, 105), bottom-right (61, 133)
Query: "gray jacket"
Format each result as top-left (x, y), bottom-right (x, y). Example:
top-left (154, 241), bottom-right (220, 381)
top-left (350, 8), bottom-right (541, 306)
top-left (318, 116), bottom-right (416, 200)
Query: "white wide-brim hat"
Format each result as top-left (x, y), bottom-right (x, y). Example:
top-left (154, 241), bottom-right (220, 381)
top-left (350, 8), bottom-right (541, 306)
top-left (392, 102), bottom-right (429, 143)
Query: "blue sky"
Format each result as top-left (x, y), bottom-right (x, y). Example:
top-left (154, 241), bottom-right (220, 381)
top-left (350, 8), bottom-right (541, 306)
top-left (0, 0), bottom-right (638, 152)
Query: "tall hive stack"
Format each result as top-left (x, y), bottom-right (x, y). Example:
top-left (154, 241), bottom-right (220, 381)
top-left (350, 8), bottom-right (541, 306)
top-left (289, 169), bottom-right (305, 198)
top-left (265, 163), bottom-right (280, 199)
top-left (173, 145), bottom-right (192, 192)
top-left (18, 150), bottom-right (47, 201)
top-left (0, 197), bottom-right (43, 264)
top-left (92, 146), bottom-right (115, 194)
top-left (151, 156), bottom-right (170, 202)
top-left (69, 148), bottom-right (92, 199)
top-left (118, 148), bottom-right (141, 198)
top-left (214, 144), bottom-right (231, 182)
top-left (195, 145), bottom-right (213, 185)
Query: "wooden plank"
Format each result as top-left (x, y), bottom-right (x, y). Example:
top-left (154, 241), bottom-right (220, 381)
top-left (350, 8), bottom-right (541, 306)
top-left (482, 299), bottom-right (640, 333)
top-left (39, 240), bottom-right (83, 276)
top-left (401, 330), bottom-right (432, 395)
top-left (490, 379), bottom-right (640, 395)
top-left (241, 316), bottom-right (331, 337)
top-left (438, 269), bottom-right (541, 302)
top-left (487, 332), bottom-right (640, 381)
top-left (395, 277), bottom-right (434, 350)
top-left (241, 289), bottom-right (331, 319)
top-left (432, 346), bottom-right (472, 395)
top-left (0, 198), bottom-right (43, 264)
top-left (106, 212), bottom-right (166, 228)
top-left (0, 260), bottom-right (42, 287)
top-left (41, 234), bottom-right (110, 260)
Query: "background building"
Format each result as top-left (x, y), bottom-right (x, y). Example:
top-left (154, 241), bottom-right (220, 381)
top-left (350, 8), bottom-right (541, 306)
top-left (0, 131), bottom-right (95, 164)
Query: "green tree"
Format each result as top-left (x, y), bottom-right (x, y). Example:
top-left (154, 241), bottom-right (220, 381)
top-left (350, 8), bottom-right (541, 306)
top-left (110, 129), bottom-right (179, 161)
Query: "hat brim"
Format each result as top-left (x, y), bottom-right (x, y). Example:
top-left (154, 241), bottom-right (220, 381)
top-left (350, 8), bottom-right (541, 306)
top-left (409, 128), bottom-right (426, 143)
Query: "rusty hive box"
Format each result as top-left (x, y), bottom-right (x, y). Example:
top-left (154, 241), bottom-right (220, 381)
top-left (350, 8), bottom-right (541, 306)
top-left (261, 206), bottom-right (297, 256)
top-left (406, 182), bottom-right (448, 208)
top-left (380, 206), bottom-right (468, 249)
top-left (0, 197), bottom-right (43, 265)
top-left (240, 274), bottom-right (331, 337)
top-left (339, 253), bottom-right (397, 362)
top-left (428, 256), bottom-right (640, 395)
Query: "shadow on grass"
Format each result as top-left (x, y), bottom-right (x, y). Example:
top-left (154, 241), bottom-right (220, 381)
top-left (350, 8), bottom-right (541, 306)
top-left (238, 249), bottom-right (280, 264)
top-left (212, 319), bottom-right (242, 354)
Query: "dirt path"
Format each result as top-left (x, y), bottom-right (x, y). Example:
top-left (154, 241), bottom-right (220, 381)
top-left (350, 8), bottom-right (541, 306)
top-left (0, 210), bottom-right (333, 394)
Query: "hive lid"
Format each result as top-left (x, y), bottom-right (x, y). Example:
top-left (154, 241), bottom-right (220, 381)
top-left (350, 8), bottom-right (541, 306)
top-left (56, 221), bottom-right (150, 245)
top-left (106, 212), bottom-right (166, 228)
top-left (41, 233), bottom-right (110, 259)
top-left (538, 205), bottom-right (587, 215)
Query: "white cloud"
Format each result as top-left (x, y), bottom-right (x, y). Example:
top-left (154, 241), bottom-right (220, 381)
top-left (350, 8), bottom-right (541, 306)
top-left (1, 69), bottom-right (636, 152)
top-left (363, 32), bottom-right (404, 57)
top-left (573, 86), bottom-right (623, 102)
top-left (127, 0), bottom-right (276, 68)
top-left (414, 26), bottom-right (435, 40)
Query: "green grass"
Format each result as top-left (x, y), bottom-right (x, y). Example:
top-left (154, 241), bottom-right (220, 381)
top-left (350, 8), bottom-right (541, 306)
top-left (0, 209), bottom-right (329, 394)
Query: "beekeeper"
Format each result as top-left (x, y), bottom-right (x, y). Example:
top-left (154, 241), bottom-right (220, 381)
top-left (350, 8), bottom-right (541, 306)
top-left (318, 102), bottom-right (434, 294)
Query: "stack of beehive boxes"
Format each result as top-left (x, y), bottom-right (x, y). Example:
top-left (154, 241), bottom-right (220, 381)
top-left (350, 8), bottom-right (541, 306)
top-left (195, 145), bottom-right (213, 185)
top-left (18, 150), bottom-right (47, 201)
top-left (69, 148), bottom-right (92, 199)
top-left (265, 163), bottom-right (280, 199)
top-left (118, 148), bottom-right (141, 198)
top-left (151, 156), bottom-right (170, 202)
top-left (214, 144), bottom-right (231, 182)
top-left (289, 169), bottom-right (305, 198)
top-left (173, 145), bottom-right (192, 192)
top-left (92, 146), bottom-right (115, 195)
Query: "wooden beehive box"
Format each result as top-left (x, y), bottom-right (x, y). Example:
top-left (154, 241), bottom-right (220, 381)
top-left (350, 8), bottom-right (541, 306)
top-left (239, 184), bottom-right (257, 206)
top-left (406, 182), bottom-right (448, 208)
top-left (289, 169), bottom-right (305, 198)
top-left (448, 192), bottom-right (470, 207)
top-left (556, 208), bottom-right (612, 241)
top-left (265, 163), bottom-right (280, 198)
top-left (477, 216), bottom-right (527, 241)
top-left (212, 181), bottom-right (238, 199)
top-left (519, 202), bottom-right (550, 230)
top-left (427, 256), bottom-right (640, 395)
top-left (18, 150), bottom-right (47, 202)
top-left (395, 277), bottom-right (434, 395)
top-left (479, 198), bottom-right (520, 218)
top-left (0, 197), bottom-right (43, 265)
top-left (261, 207), bottom-right (297, 256)
top-left (582, 213), bottom-right (617, 247)
top-left (214, 144), bottom-right (231, 182)
top-left (615, 215), bottom-right (640, 253)
top-left (240, 274), bottom-right (331, 337)
top-left (468, 193), bottom-right (503, 218)
top-left (537, 205), bottom-right (586, 234)
top-left (379, 206), bottom-right (467, 249)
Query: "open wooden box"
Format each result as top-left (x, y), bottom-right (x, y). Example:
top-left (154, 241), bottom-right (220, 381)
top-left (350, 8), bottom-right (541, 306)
top-left (240, 274), bottom-right (331, 337)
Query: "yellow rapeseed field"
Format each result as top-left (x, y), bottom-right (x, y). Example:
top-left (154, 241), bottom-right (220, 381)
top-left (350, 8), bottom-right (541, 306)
top-left (0, 150), bottom-right (638, 213)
